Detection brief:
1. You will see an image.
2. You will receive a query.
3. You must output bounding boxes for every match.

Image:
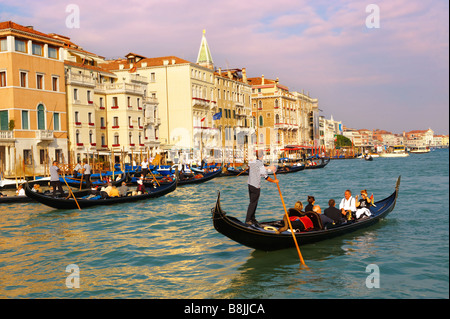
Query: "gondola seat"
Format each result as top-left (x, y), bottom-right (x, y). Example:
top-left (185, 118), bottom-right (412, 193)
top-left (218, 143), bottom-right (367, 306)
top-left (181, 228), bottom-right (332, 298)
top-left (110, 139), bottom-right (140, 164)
top-left (303, 211), bottom-right (324, 230)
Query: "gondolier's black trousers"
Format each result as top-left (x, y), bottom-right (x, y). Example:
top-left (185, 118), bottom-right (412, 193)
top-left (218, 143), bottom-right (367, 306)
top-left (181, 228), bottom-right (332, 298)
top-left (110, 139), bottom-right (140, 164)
top-left (246, 185), bottom-right (261, 223)
top-left (51, 181), bottom-right (64, 196)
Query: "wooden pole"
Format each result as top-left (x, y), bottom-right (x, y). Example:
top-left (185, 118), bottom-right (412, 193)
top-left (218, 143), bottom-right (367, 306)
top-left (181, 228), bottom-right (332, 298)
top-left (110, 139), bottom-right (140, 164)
top-left (274, 172), bottom-right (307, 266)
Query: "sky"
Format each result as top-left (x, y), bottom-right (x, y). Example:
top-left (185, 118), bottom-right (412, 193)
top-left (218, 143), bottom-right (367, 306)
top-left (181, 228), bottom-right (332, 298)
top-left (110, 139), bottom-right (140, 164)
top-left (1, 0), bottom-right (448, 134)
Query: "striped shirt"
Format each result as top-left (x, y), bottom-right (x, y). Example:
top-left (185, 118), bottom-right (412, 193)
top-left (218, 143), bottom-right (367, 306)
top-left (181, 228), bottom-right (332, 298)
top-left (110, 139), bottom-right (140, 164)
top-left (247, 160), bottom-right (269, 189)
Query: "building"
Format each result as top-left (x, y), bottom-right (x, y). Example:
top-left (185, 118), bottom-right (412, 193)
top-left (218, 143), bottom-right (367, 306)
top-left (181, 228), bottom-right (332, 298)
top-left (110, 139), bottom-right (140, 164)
top-left (214, 67), bottom-right (253, 163)
top-left (0, 21), bottom-right (67, 177)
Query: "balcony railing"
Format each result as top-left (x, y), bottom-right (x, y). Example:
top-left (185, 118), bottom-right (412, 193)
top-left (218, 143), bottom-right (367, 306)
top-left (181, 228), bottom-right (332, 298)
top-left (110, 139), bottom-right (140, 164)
top-left (36, 130), bottom-right (53, 141)
top-left (66, 72), bottom-right (96, 87)
top-left (0, 130), bottom-right (14, 140)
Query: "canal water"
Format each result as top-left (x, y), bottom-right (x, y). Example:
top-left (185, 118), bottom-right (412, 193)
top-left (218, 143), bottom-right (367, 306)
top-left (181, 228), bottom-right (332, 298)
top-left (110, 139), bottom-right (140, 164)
top-left (0, 149), bottom-right (448, 299)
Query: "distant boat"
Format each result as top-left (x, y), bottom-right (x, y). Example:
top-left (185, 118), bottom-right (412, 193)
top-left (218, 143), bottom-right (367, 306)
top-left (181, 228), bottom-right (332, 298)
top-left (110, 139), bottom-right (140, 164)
top-left (379, 145), bottom-right (409, 158)
top-left (410, 146), bottom-right (431, 154)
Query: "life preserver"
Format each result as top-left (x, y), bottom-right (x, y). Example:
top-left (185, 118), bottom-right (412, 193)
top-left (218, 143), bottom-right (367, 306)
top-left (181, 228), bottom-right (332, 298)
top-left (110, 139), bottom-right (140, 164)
top-left (263, 226), bottom-right (278, 231)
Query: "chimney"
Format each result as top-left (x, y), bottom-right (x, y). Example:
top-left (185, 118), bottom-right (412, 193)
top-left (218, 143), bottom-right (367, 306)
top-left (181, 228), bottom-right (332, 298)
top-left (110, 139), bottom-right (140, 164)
top-left (242, 68), bottom-right (247, 83)
top-left (275, 77), bottom-right (279, 84)
top-left (218, 67), bottom-right (222, 75)
top-left (227, 70), bottom-right (232, 79)
top-left (25, 26), bottom-right (34, 30)
top-left (261, 74), bottom-right (264, 85)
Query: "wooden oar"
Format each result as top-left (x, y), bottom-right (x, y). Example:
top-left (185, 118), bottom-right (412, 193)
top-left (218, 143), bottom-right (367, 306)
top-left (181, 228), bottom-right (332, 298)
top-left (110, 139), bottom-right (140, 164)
top-left (236, 167), bottom-right (248, 176)
top-left (273, 172), bottom-right (307, 266)
top-left (61, 176), bottom-right (81, 210)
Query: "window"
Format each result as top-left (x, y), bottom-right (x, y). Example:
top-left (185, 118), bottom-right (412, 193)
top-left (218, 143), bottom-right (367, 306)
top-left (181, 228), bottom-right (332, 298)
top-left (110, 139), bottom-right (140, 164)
top-left (100, 117), bottom-right (105, 128)
top-left (23, 150), bottom-right (32, 165)
top-left (259, 115), bottom-right (263, 127)
top-left (88, 112), bottom-right (92, 124)
top-left (39, 149), bottom-right (45, 165)
top-left (15, 39), bottom-right (27, 53)
top-left (114, 134), bottom-right (119, 145)
top-left (53, 113), bottom-right (60, 131)
top-left (87, 90), bottom-right (92, 103)
top-left (0, 110), bottom-right (8, 130)
top-left (52, 76), bottom-right (59, 91)
top-left (112, 97), bottom-right (118, 107)
top-left (0, 71), bottom-right (6, 87)
top-left (150, 73), bottom-right (155, 82)
top-left (36, 74), bottom-right (43, 89)
top-left (0, 38), bottom-right (7, 51)
top-left (101, 134), bottom-right (106, 146)
top-left (99, 97), bottom-right (104, 108)
top-left (32, 43), bottom-right (43, 56)
top-left (113, 117), bottom-right (119, 127)
top-left (74, 111), bottom-right (80, 124)
top-left (22, 110), bottom-right (29, 129)
top-left (89, 130), bottom-right (93, 144)
top-left (20, 71), bottom-right (27, 87)
top-left (37, 104), bottom-right (45, 130)
top-left (48, 46), bottom-right (58, 59)
top-left (73, 88), bottom-right (78, 101)
top-left (76, 130), bottom-right (80, 144)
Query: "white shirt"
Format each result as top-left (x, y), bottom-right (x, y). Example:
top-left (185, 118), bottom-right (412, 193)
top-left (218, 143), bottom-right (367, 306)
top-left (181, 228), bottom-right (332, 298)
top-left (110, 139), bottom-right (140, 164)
top-left (247, 160), bottom-right (269, 189)
top-left (141, 161), bottom-right (149, 169)
top-left (339, 196), bottom-right (356, 212)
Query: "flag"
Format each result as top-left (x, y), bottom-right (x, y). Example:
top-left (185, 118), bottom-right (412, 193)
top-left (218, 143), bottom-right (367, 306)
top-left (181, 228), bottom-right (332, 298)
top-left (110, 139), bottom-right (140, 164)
top-left (129, 64), bottom-right (137, 73)
top-left (201, 116), bottom-right (206, 122)
top-left (213, 111), bottom-right (222, 120)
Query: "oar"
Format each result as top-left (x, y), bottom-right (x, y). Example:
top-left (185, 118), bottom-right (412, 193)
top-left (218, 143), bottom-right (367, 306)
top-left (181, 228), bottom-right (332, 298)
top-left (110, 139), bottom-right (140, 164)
top-left (236, 167), bottom-right (248, 176)
top-left (61, 176), bottom-right (81, 210)
top-left (273, 172), bottom-right (307, 266)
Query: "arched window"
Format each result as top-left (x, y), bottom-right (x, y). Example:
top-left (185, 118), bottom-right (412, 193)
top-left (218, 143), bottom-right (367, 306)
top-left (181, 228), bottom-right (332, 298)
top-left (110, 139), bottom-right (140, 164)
top-left (75, 129), bottom-right (80, 144)
top-left (259, 115), bottom-right (263, 127)
top-left (275, 114), bottom-right (280, 124)
top-left (275, 99), bottom-right (279, 108)
top-left (37, 104), bottom-right (45, 130)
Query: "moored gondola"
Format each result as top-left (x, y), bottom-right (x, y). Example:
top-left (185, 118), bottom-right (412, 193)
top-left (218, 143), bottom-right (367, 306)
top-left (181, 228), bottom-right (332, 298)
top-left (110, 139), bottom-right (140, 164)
top-left (59, 172), bottom-right (127, 189)
top-left (24, 179), bottom-right (177, 210)
top-left (176, 169), bottom-right (222, 186)
top-left (305, 158), bottom-right (330, 169)
top-left (211, 176), bottom-right (400, 251)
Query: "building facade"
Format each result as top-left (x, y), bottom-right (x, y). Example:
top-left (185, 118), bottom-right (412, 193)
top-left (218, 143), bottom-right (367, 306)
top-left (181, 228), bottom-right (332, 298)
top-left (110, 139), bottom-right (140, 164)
top-left (0, 21), bottom-right (67, 177)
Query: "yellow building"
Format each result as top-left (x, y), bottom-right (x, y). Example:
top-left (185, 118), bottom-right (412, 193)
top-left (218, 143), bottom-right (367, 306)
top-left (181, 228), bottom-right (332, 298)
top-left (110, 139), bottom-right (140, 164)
top-left (0, 21), bottom-right (67, 177)
top-left (214, 67), bottom-right (253, 163)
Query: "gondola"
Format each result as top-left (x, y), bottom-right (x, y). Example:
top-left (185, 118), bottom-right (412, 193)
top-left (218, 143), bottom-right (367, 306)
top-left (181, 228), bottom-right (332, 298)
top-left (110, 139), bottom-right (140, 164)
top-left (0, 195), bottom-right (34, 204)
top-left (364, 155), bottom-right (374, 161)
top-left (305, 158), bottom-right (330, 169)
top-left (211, 176), bottom-right (401, 251)
top-left (59, 172), bottom-right (127, 189)
top-left (24, 179), bottom-right (177, 210)
top-left (177, 169), bottom-right (222, 185)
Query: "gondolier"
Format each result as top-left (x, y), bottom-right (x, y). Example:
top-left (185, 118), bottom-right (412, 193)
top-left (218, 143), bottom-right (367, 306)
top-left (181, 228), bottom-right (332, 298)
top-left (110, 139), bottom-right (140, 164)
top-left (246, 151), bottom-right (278, 226)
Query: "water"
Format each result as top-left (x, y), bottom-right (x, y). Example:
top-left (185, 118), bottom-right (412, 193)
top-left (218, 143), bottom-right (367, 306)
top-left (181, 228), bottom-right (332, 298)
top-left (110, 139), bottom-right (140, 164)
top-left (0, 150), bottom-right (448, 299)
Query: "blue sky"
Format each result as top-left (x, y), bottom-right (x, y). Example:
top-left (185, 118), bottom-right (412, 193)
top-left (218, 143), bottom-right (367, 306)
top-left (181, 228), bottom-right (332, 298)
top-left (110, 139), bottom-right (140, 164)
top-left (1, 0), bottom-right (448, 134)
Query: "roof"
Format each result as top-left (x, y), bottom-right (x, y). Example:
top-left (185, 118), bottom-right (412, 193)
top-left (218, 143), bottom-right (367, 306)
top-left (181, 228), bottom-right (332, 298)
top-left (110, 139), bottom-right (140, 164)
top-left (65, 60), bottom-right (116, 76)
top-left (100, 55), bottom-right (192, 71)
top-left (0, 21), bottom-right (63, 44)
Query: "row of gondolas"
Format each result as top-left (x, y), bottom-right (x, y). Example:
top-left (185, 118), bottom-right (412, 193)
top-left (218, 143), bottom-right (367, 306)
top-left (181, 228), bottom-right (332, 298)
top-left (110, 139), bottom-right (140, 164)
top-left (1, 157), bottom-right (400, 251)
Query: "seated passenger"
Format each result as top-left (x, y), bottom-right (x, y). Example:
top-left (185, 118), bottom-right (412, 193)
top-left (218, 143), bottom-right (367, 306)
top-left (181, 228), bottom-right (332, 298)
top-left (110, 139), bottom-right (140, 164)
top-left (136, 180), bottom-right (147, 195)
top-left (118, 181), bottom-right (129, 197)
top-left (339, 189), bottom-right (356, 220)
top-left (276, 201), bottom-right (313, 234)
top-left (324, 199), bottom-right (346, 224)
top-left (355, 189), bottom-right (373, 219)
top-left (304, 196), bottom-right (315, 213)
top-left (313, 204), bottom-right (334, 228)
top-left (109, 186), bottom-right (120, 197)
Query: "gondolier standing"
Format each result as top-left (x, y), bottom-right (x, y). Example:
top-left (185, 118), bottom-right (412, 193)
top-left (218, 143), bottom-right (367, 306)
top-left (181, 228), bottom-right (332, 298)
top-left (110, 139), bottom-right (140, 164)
top-left (50, 161), bottom-right (64, 197)
top-left (246, 151), bottom-right (278, 226)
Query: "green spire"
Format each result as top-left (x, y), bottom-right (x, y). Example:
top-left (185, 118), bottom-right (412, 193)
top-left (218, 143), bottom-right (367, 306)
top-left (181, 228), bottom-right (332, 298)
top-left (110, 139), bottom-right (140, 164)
top-left (196, 29), bottom-right (214, 69)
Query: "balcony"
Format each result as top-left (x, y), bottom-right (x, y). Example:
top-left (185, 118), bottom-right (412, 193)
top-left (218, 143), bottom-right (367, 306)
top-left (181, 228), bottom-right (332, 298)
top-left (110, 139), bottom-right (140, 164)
top-left (192, 97), bottom-right (210, 108)
top-left (66, 72), bottom-right (96, 87)
top-left (36, 130), bottom-right (54, 142)
top-left (95, 82), bottom-right (145, 95)
top-left (0, 130), bottom-right (14, 142)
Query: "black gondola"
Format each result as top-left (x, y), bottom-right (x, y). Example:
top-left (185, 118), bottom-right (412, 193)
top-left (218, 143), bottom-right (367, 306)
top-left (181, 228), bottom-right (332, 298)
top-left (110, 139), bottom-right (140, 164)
top-left (177, 169), bottom-right (222, 186)
top-left (212, 176), bottom-right (400, 251)
top-left (24, 179), bottom-right (177, 210)
top-left (60, 172), bottom-right (127, 189)
top-left (305, 158), bottom-right (330, 169)
top-left (0, 195), bottom-right (34, 204)
top-left (365, 155), bottom-right (374, 161)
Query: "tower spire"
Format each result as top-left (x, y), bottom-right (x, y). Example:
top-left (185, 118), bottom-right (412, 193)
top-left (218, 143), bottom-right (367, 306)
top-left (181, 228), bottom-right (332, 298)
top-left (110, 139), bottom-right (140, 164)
top-left (196, 29), bottom-right (214, 69)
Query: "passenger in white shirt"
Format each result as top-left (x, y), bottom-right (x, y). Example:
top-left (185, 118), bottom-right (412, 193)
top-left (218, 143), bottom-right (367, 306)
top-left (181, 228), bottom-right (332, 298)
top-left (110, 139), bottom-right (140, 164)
top-left (339, 189), bottom-right (356, 219)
